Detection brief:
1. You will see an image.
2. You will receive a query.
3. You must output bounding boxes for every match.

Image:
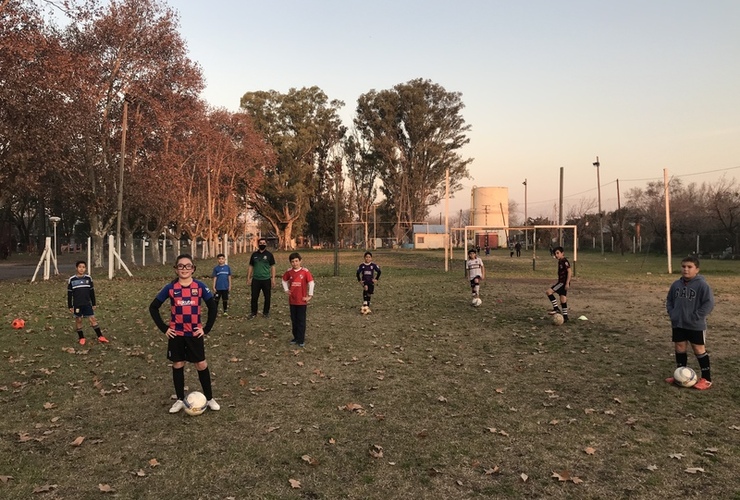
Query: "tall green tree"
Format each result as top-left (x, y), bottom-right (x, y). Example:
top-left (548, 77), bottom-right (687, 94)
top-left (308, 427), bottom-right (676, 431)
top-left (240, 86), bottom-right (345, 249)
top-left (354, 78), bottom-right (472, 242)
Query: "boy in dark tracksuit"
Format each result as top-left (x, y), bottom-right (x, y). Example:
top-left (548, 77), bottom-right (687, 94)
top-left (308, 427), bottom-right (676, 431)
top-left (67, 260), bottom-right (108, 345)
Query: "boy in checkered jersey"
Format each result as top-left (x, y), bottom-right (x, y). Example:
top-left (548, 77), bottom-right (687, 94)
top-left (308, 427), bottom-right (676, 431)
top-left (149, 254), bottom-right (220, 413)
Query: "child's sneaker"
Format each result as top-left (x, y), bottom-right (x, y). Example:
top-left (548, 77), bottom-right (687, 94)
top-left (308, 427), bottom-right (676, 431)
top-left (223, 311), bottom-right (228, 317)
top-left (97, 336), bottom-right (109, 343)
top-left (694, 378), bottom-right (712, 390)
top-left (664, 376), bottom-right (676, 385)
top-left (169, 400), bottom-right (185, 413)
top-left (79, 338), bottom-right (86, 346)
top-left (206, 399), bottom-right (221, 411)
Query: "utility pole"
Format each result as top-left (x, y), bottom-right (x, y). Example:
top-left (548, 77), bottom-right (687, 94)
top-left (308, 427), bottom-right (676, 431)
top-left (593, 156), bottom-right (604, 255)
top-left (116, 97), bottom-right (129, 269)
top-left (523, 179), bottom-right (528, 249)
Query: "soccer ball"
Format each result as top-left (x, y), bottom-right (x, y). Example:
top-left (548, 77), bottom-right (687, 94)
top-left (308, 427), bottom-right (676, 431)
top-left (471, 297), bottom-right (482, 307)
top-left (183, 391), bottom-right (208, 416)
top-left (11, 318), bottom-right (25, 329)
top-left (361, 305), bottom-right (371, 315)
top-left (551, 313), bottom-right (564, 326)
top-left (673, 366), bottom-right (698, 388)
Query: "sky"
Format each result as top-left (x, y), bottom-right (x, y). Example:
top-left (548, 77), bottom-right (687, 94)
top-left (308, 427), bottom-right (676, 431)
top-left (174, 0), bottom-right (740, 221)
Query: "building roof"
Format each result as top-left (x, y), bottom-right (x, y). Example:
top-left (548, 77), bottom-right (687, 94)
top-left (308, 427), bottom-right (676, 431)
top-left (412, 224), bottom-right (446, 234)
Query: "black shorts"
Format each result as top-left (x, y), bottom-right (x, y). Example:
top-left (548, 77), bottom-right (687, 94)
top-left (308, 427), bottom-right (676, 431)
top-left (672, 327), bottom-right (706, 345)
top-left (167, 336), bottom-right (206, 363)
top-left (470, 277), bottom-right (481, 286)
top-left (362, 283), bottom-right (375, 295)
top-left (73, 305), bottom-right (95, 318)
top-left (550, 282), bottom-right (567, 296)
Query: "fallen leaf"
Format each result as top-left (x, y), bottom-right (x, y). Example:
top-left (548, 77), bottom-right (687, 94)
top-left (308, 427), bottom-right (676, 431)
top-left (328, 438), bottom-right (336, 444)
top-left (495, 388), bottom-right (504, 393)
top-left (43, 402), bottom-right (56, 410)
top-left (32, 484), bottom-right (58, 493)
top-left (584, 408), bottom-right (595, 414)
top-left (369, 444), bottom-right (383, 458)
top-left (239, 378), bottom-right (248, 387)
top-left (134, 469), bottom-right (146, 477)
top-left (70, 436), bottom-right (85, 447)
top-left (342, 403), bottom-right (364, 412)
top-left (428, 467), bottom-right (443, 476)
top-left (417, 429), bottom-right (428, 438)
top-left (571, 476), bottom-right (584, 484)
top-left (98, 483), bottom-right (115, 493)
top-left (520, 473), bottom-right (528, 482)
top-left (669, 453), bottom-right (685, 460)
top-left (584, 447), bottom-right (596, 455)
top-left (296, 361), bottom-right (304, 367)
top-left (552, 471), bottom-right (571, 482)
top-left (438, 396), bottom-right (448, 403)
top-left (265, 426), bottom-right (280, 433)
top-left (149, 458), bottom-right (160, 467)
top-left (0, 475), bottom-right (13, 483)
top-left (646, 465), bottom-right (658, 471)
top-left (685, 467), bottom-right (705, 474)
top-left (301, 454), bottom-right (318, 466)
top-left (288, 478), bottom-right (301, 489)
top-left (613, 398), bottom-right (622, 404)
top-left (484, 466), bottom-right (499, 475)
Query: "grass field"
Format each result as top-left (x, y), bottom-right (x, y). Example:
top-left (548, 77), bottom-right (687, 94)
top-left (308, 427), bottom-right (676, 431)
top-left (2, 249), bottom-right (740, 499)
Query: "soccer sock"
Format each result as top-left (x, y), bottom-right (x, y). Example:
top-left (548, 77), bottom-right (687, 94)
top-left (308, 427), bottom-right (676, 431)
top-left (172, 367), bottom-right (185, 401)
top-left (77, 329), bottom-right (84, 339)
top-left (474, 285), bottom-right (480, 295)
top-left (548, 295), bottom-right (559, 310)
top-left (93, 326), bottom-right (103, 337)
top-left (198, 367), bottom-right (213, 400)
top-left (561, 302), bottom-right (568, 317)
top-left (675, 352), bottom-right (688, 367)
top-left (696, 353), bottom-right (711, 381)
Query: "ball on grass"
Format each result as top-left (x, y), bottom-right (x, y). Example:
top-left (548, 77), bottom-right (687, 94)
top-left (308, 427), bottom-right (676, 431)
top-left (551, 313), bottom-right (564, 326)
top-left (183, 391), bottom-right (208, 416)
top-left (673, 366), bottom-right (698, 388)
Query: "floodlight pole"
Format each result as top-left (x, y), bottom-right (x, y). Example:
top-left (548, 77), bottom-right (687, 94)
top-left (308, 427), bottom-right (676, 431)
top-left (593, 156), bottom-right (604, 255)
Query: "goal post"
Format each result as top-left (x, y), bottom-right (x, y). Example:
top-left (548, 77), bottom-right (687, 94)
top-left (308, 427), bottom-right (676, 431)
top-left (458, 224), bottom-right (578, 275)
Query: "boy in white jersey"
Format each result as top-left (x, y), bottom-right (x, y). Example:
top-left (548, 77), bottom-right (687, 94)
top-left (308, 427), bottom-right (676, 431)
top-left (465, 248), bottom-right (485, 300)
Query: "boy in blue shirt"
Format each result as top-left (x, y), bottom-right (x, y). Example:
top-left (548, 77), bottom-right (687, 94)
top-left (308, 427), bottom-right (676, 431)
top-left (212, 253), bottom-right (232, 316)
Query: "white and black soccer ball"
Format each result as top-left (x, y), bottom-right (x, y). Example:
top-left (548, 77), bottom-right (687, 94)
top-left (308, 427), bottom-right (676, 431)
top-left (183, 391), bottom-right (208, 416)
top-left (471, 297), bottom-right (482, 307)
top-left (551, 313), bottom-right (564, 326)
top-left (673, 366), bottom-right (698, 388)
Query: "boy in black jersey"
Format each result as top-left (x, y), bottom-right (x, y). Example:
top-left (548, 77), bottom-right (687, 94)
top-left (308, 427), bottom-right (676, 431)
top-left (356, 252), bottom-right (381, 310)
top-left (67, 261), bottom-right (108, 345)
top-left (545, 247), bottom-right (572, 322)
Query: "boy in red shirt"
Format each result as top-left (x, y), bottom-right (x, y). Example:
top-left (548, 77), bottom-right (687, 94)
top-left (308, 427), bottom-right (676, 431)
top-left (281, 252), bottom-right (315, 347)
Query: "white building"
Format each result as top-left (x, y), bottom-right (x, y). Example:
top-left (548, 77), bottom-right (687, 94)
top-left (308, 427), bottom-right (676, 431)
top-left (470, 186), bottom-right (509, 249)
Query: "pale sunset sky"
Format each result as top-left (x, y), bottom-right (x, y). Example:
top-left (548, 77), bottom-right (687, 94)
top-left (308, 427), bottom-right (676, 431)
top-left (174, 0), bottom-right (740, 220)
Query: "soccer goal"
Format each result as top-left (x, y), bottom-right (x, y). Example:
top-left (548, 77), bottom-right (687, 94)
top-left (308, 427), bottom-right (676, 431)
top-left (459, 224), bottom-right (578, 275)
